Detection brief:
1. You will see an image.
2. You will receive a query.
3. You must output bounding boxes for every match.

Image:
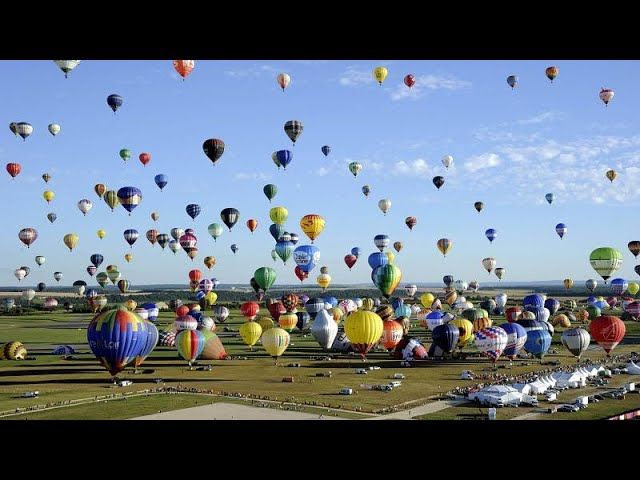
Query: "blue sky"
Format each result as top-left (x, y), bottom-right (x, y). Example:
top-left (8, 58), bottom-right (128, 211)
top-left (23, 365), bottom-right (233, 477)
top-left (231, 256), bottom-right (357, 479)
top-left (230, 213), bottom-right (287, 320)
top-left (1, 60), bottom-right (639, 288)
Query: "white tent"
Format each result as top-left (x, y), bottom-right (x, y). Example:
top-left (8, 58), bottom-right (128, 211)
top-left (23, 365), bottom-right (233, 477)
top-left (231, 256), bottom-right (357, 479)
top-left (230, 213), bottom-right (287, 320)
top-left (626, 361), bottom-right (640, 375)
top-left (511, 383), bottom-right (531, 395)
top-left (528, 379), bottom-right (549, 394)
top-left (553, 371), bottom-right (586, 388)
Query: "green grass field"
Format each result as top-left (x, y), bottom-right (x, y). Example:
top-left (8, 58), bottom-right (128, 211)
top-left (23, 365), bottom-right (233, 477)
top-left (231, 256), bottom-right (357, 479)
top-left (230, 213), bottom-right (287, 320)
top-left (1, 298), bottom-right (639, 419)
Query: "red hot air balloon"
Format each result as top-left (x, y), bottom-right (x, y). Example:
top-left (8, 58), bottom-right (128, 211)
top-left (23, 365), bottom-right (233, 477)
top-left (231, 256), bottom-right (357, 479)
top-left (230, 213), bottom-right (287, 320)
top-left (344, 254), bottom-right (357, 270)
top-left (6, 163), bottom-right (21, 178)
top-left (139, 152), bottom-right (151, 166)
top-left (240, 301), bottom-right (260, 320)
top-left (188, 269), bottom-right (202, 283)
top-left (589, 315), bottom-right (625, 356)
top-left (294, 265), bottom-right (308, 282)
top-left (267, 301), bottom-right (286, 322)
top-left (404, 74), bottom-right (416, 88)
top-left (176, 305), bottom-right (190, 317)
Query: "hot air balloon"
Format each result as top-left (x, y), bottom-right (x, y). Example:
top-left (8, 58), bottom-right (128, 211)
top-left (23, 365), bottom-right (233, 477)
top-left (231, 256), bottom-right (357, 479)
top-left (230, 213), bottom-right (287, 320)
top-left (378, 199), bottom-right (391, 215)
top-left (485, 229), bottom-right (497, 243)
top-left (185, 204), bottom-right (201, 221)
top-left (173, 60), bottom-right (195, 79)
top-left (53, 271), bottom-right (63, 282)
top-left (35, 255), bottom-right (45, 267)
top-left (606, 169), bottom-right (617, 183)
top-left (495, 267), bottom-right (505, 280)
top-left (404, 74), bottom-right (416, 88)
top-left (103, 190), bottom-right (119, 212)
top-left (18, 228), bottom-right (38, 248)
top-left (555, 223), bottom-right (567, 239)
top-left (230, 244), bottom-right (239, 254)
top-left (507, 75), bottom-right (518, 89)
top-left (14, 268), bottom-right (26, 282)
top-left (42, 173), bottom-right (51, 183)
top-left (372, 264), bottom-right (402, 298)
top-left (348, 162), bottom-right (362, 177)
top-left (545, 66), bottom-right (559, 83)
top-left (563, 278), bottom-right (574, 290)
top-left (474, 326), bottom-right (508, 363)
top-left (123, 229), bottom-right (139, 247)
top-left (599, 88), bottom-right (614, 106)
top-left (277, 72), bottom-right (291, 91)
top-left (344, 310), bottom-right (383, 360)
top-left (37, 282), bottom-right (47, 292)
top-left (6, 163), bottom-right (21, 178)
top-left (321, 145), bottom-right (331, 157)
top-left (117, 187), bottom-right (142, 215)
top-left (16, 122), bottom-right (33, 140)
top-left (500, 322), bottom-right (527, 360)
top-left (176, 329), bottom-right (206, 364)
top-left (432, 176), bottom-right (445, 190)
top-left (43, 191), bottom-right (55, 203)
top-left (560, 328), bottom-right (590, 359)
top-left (254, 267), bottom-right (276, 292)
top-left (362, 185), bottom-right (371, 197)
top-left (54, 60), bottom-right (81, 78)
top-left (441, 155), bottom-right (454, 169)
top-left (77, 199), bottom-right (92, 216)
top-left (274, 150), bottom-right (293, 169)
top-left (87, 308), bottom-right (147, 377)
top-left (373, 66), bottom-right (388, 85)
top-left (590, 315), bottom-right (625, 356)
top-left (628, 282), bottom-right (640, 296)
top-left (590, 247), bottom-right (623, 283)
top-left (317, 272), bottom-right (331, 291)
top-left (628, 241), bottom-right (640, 260)
top-left (523, 328), bottom-right (552, 360)
top-left (545, 193), bottom-right (554, 205)
top-left (261, 327), bottom-right (290, 363)
top-left (610, 278), bottom-right (629, 296)
top-left (239, 321), bottom-right (262, 350)
top-left (300, 214), bottom-right (325, 242)
top-left (405, 216), bottom-right (417, 231)
top-left (437, 238), bottom-right (452, 257)
top-left (261, 183), bottom-right (278, 203)
top-left (310, 309), bottom-right (338, 349)
top-left (202, 138), bottom-right (225, 165)
top-left (118, 149), bottom-right (131, 164)
top-left (586, 279), bottom-right (598, 293)
top-left (107, 94), bottom-right (123, 113)
top-left (220, 208), bottom-right (239, 231)
top-left (48, 123), bottom-right (61, 136)
top-left (344, 254), bottom-right (357, 270)
top-left (284, 120), bottom-right (303, 145)
top-left (373, 234), bottom-right (390, 252)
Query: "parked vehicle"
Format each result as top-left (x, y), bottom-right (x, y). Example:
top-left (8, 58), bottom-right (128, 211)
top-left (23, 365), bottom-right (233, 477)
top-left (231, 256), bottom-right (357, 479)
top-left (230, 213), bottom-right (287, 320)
top-left (339, 388), bottom-right (353, 395)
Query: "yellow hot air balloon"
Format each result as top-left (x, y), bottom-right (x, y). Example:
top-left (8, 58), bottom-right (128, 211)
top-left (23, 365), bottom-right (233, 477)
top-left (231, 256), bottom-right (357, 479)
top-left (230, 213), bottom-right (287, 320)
top-left (450, 318), bottom-right (474, 349)
top-left (344, 310), bottom-right (384, 360)
top-left (256, 316), bottom-right (275, 332)
top-left (606, 169), bottom-right (617, 182)
top-left (97, 229), bottom-right (106, 239)
top-left (420, 292), bottom-right (435, 308)
top-left (204, 256), bottom-right (216, 269)
top-left (125, 253), bottom-right (133, 263)
top-left (330, 306), bottom-right (344, 324)
top-left (205, 291), bottom-right (218, 306)
top-left (43, 190), bottom-right (55, 203)
top-left (269, 206), bottom-right (288, 225)
top-left (385, 251), bottom-right (395, 264)
top-left (373, 66), bottom-right (388, 85)
top-left (563, 278), bottom-right (574, 290)
top-left (261, 327), bottom-right (290, 363)
top-left (239, 321), bottom-right (262, 350)
top-left (300, 214), bottom-right (325, 242)
top-left (361, 298), bottom-right (374, 311)
top-left (124, 299), bottom-right (137, 311)
top-left (317, 273), bottom-right (331, 291)
top-left (278, 312), bottom-right (298, 332)
top-left (628, 282), bottom-right (640, 296)
top-left (63, 233), bottom-right (79, 252)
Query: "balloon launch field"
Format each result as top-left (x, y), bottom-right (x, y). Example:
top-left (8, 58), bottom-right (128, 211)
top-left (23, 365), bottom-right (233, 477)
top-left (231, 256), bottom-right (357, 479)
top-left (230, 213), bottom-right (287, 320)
top-left (1, 297), bottom-right (639, 420)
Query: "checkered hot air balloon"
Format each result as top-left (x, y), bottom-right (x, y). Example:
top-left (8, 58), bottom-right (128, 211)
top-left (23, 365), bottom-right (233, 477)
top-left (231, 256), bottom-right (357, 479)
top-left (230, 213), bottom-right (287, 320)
top-left (474, 326), bottom-right (508, 363)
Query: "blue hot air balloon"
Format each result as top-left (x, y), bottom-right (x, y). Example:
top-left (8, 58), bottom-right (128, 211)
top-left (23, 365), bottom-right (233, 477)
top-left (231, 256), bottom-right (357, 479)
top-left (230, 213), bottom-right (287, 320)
top-left (107, 94), bottom-right (123, 113)
top-left (269, 223), bottom-right (285, 242)
top-left (289, 232), bottom-right (299, 245)
top-left (154, 174), bottom-right (168, 191)
top-left (507, 75), bottom-right (518, 89)
top-left (500, 322), bottom-right (527, 359)
top-left (276, 150), bottom-right (293, 169)
top-left (134, 321), bottom-right (159, 369)
top-left (47, 213), bottom-right (57, 223)
top-left (523, 294), bottom-right (545, 312)
top-left (523, 328), bottom-right (552, 359)
top-left (545, 193), bottom-right (554, 204)
top-left (141, 302), bottom-right (159, 322)
top-left (351, 247), bottom-right (362, 258)
top-left (368, 252), bottom-right (389, 270)
top-left (324, 296), bottom-right (338, 308)
top-left (186, 204), bottom-right (201, 220)
top-left (321, 146), bottom-right (331, 157)
top-left (431, 323), bottom-right (460, 354)
top-left (304, 298), bottom-right (325, 319)
top-left (374, 234), bottom-right (390, 252)
top-left (296, 311), bottom-right (311, 331)
top-left (275, 239), bottom-right (294, 264)
top-left (117, 186), bottom-right (142, 214)
top-left (610, 278), bottom-right (628, 296)
top-left (230, 244), bottom-right (239, 254)
top-left (485, 228), bottom-right (497, 243)
top-left (90, 254), bottom-right (104, 268)
top-left (391, 297), bottom-right (404, 310)
top-left (555, 223), bottom-right (567, 239)
top-left (123, 229), bottom-right (139, 247)
top-left (544, 298), bottom-right (560, 316)
top-left (293, 245), bottom-right (320, 273)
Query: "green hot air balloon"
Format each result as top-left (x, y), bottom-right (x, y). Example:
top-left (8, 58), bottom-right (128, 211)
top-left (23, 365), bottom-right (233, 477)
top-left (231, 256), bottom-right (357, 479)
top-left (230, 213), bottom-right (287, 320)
top-left (271, 249), bottom-right (278, 262)
top-left (372, 264), bottom-right (402, 298)
top-left (119, 148), bottom-right (132, 162)
top-left (208, 223), bottom-right (223, 242)
top-left (263, 184), bottom-right (277, 203)
top-left (96, 272), bottom-right (109, 288)
top-left (254, 267), bottom-right (277, 292)
top-left (589, 247), bottom-right (623, 284)
top-left (104, 190), bottom-right (119, 211)
top-left (107, 269), bottom-right (121, 285)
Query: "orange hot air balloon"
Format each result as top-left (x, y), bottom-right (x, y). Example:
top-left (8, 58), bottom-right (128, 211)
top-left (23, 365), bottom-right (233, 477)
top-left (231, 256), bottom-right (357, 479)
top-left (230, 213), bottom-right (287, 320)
top-left (545, 66), bottom-right (559, 83)
top-left (590, 315), bottom-right (625, 356)
top-left (173, 60), bottom-right (195, 79)
top-left (381, 319), bottom-right (403, 350)
top-left (94, 183), bottom-right (107, 198)
top-left (246, 219), bottom-right (258, 233)
top-left (188, 269), bottom-right (202, 283)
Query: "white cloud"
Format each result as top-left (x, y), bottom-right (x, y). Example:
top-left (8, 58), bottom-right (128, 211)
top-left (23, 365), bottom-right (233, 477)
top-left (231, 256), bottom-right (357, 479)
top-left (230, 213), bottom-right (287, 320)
top-left (338, 66), bottom-right (375, 86)
top-left (391, 74), bottom-right (471, 101)
top-left (464, 153), bottom-right (501, 172)
top-left (393, 158), bottom-right (435, 177)
top-left (234, 172), bottom-right (271, 181)
top-left (224, 64), bottom-right (278, 78)
top-left (316, 167), bottom-right (330, 176)
top-left (515, 111), bottom-right (564, 125)
top-left (369, 161), bottom-right (384, 172)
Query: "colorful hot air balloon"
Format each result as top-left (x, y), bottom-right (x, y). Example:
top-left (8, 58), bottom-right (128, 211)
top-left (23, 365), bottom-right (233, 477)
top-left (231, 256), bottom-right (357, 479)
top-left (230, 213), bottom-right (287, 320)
top-left (300, 214), bottom-right (325, 242)
top-left (186, 203), bottom-right (201, 221)
top-left (344, 254), bottom-right (357, 270)
top-left (474, 326), bottom-right (508, 363)
top-left (599, 88), bottom-right (614, 106)
top-left (6, 163), bottom-right (21, 178)
top-left (344, 310), bottom-right (383, 359)
top-left (590, 315), bottom-right (625, 356)
top-left (42, 173), bottom-right (51, 183)
top-left (586, 279), bottom-right (598, 293)
top-left (54, 60), bottom-right (81, 78)
top-left (46, 123), bottom-right (60, 136)
top-left (107, 94), bottom-right (123, 113)
top-left (405, 216), bottom-right (417, 231)
top-left (590, 247), bottom-right (623, 283)
top-left (239, 321), bottom-right (262, 350)
top-left (404, 74), bottom-right (416, 88)
top-left (263, 183), bottom-right (278, 202)
top-left (294, 245), bottom-right (321, 273)
top-left (277, 72), bottom-right (291, 91)
top-left (87, 308), bottom-right (148, 377)
top-left (373, 66), bottom-right (388, 85)
top-left (16, 122), bottom-right (33, 140)
top-left (437, 238), bottom-right (452, 257)
top-left (77, 199), bottom-right (92, 216)
top-left (18, 228), bottom-right (38, 248)
top-left (176, 329), bottom-right (206, 364)
top-left (284, 120), bottom-right (303, 145)
top-left (500, 322), bottom-right (527, 360)
top-left (317, 272), bottom-right (331, 291)
top-left (117, 187), bottom-right (142, 215)
top-left (545, 66), bottom-right (559, 83)
top-left (474, 201), bottom-right (484, 213)
top-left (173, 60), bottom-right (195, 79)
top-left (606, 169), bottom-right (617, 182)
top-left (563, 278), bottom-right (574, 290)
top-left (372, 264), bottom-right (402, 298)
top-left (275, 150), bottom-right (293, 169)
top-left (610, 278), bottom-right (629, 296)
top-left (203, 138), bottom-right (225, 165)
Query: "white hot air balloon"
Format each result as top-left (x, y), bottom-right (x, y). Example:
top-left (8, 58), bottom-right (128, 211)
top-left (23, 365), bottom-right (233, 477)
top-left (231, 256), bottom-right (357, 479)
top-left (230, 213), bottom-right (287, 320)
top-left (442, 155), bottom-right (454, 169)
top-left (561, 328), bottom-right (591, 359)
top-left (599, 88), bottom-right (614, 106)
top-left (482, 257), bottom-right (496, 274)
top-left (495, 293), bottom-right (507, 310)
top-left (405, 284), bottom-right (417, 297)
top-left (14, 268), bottom-right (27, 281)
top-left (78, 199), bottom-right (93, 216)
top-left (310, 309), bottom-right (338, 349)
top-left (378, 199), bottom-right (391, 215)
top-left (48, 123), bottom-right (61, 136)
top-left (453, 280), bottom-right (468, 293)
top-left (22, 289), bottom-right (36, 302)
top-left (53, 60), bottom-right (81, 78)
